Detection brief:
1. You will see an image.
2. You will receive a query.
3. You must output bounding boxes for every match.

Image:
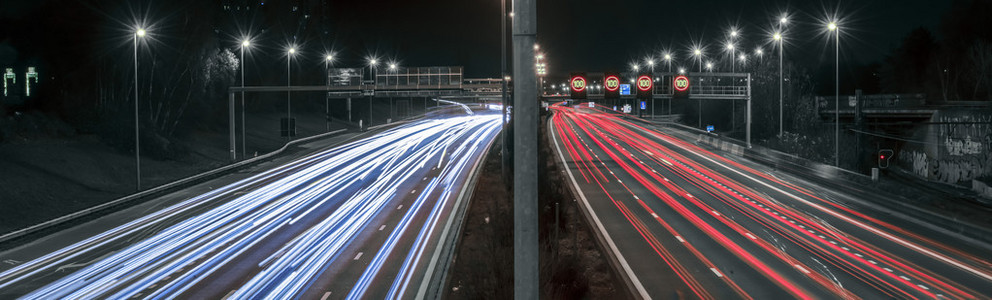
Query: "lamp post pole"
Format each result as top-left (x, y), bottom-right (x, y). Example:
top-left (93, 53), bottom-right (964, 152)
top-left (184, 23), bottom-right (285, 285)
top-left (833, 25), bottom-right (840, 167)
top-left (240, 41), bottom-right (248, 159)
top-left (134, 29), bottom-right (144, 191)
top-left (287, 49), bottom-right (294, 140)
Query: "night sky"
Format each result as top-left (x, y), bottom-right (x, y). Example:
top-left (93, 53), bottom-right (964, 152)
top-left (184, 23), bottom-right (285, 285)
top-left (0, 0), bottom-right (952, 80)
top-left (330, 0), bottom-right (951, 78)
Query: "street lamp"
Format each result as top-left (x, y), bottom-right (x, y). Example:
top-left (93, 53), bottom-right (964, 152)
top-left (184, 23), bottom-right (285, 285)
top-left (828, 21), bottom-right (840, 167)
top-left (774, 31), bottom-right (784, 136)
top-left (240, 38), bottom-right (251, 159)
top-left (729, 28), bottom-right (739, 73)
top-left (725, 42), bottom-right (735, 72)
top-left (368, 57), bottom-right (378, 126)
top-left (325, 53), bottom-right (334, 132)
top-left (133, 27), bottom-right (147, 191)
top-left (647, 58), bottom-right (655, 73)
top-left (286, 47), bottom-right (296, 139)
top-left (663, 53), bottom-right (673, 73)
top-left (693, 48), bottom-right (703, 73)
top-left (706, 62), bottom-right (714, 71)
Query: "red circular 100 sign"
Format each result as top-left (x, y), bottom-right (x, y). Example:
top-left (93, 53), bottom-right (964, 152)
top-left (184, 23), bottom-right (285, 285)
top-left (636, 75), bottom-right (653, 91)
top-left (604, 75), bottom-right (620, 92)
top-left (673, 75), bottom-right (690, 92)
top-left (571, 76), bottom-right (587, 92)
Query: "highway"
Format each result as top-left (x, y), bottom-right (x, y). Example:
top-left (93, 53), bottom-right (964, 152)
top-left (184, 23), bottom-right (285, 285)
top-left (0, 112), bottom-right (501, 299)
top-left (549, 102), bottom-right (992, 299)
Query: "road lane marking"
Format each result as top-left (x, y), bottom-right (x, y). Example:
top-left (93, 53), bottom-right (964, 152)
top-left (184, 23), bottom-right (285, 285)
top-left (676, 236), bottom-right (685, 243)
top-left (397, 205), bottom-right (403, 210)
top-left (321, 291), bottom-right (332, 300)
top-left (745, 233), bottom-right (756, 240)
top-left (379, 225), bottom-right (386, 231)
top-left (710, 268), bottom-right (724, 277)
top-left (411, 190), bottom-right (417, 194)
top-left (354, 252), bottom-right (364, 260)
top-left (795, 264), bottom-right (810, 274)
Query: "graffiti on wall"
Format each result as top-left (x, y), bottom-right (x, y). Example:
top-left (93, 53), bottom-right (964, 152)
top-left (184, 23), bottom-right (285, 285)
top-left (938, 114), bottom-right (992, 157)
top-left (900, 113), bottom-right (992, 184)
top-left (900, 150), bottom-right (992, 184)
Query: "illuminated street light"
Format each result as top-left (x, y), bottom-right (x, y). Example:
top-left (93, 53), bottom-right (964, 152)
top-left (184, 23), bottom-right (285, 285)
top-left (286, 47), bottom-right (297, 140)
top-left (239, 37), bottom-right (253, 159)
top-left (132, 27), bottom-right (147, 191)
top-left (663, 53), bottom-right (673, 72)
top-left (324, 52), bottom-right (335, 131)
top-left (828, 20), bottom-right (840, 167)
top-left (706, 62), bottom-right (714, 71)
top-left (693, 48), bottom-right (703, 72)
top-left (755, 48), bottom-right (763, 57)
top-left (678, 67), bottom-right (686, 74)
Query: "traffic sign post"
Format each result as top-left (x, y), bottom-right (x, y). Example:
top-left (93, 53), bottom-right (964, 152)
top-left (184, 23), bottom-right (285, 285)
top-left (569, 72), bottom-right (587, 99)
top-left (604, 72), bottom-right (620, 99)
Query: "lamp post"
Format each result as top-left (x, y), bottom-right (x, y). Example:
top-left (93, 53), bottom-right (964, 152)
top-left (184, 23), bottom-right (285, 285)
top-left (501, 0), bottom-right (507, 168)
top-left (693, 48), bottom-right (703, 73)
top-left (726, 43), bottom-right (735, 72)
top-left (663, 53), bottom-right (673, 115)
top-left (326, 54), bottom-right (334, 132)
top-left (389, 62), bottom-right (397, 122)
top-left (730, 29), bottom-right (739, 73)
top-left (133, 28), bottom-right (146, 191)
top-left (240, 39), bottom-right (250, 159)
top-left (774, 31), bottom-right (784, 136)
top-left (829, 21), bottom-right (840, 167)
top-left (368, 58), bottom-right (378, 127)
top-left (287, 47), bottom-right (296, 139)
top-left (776, 15), bottom-right (787, 136)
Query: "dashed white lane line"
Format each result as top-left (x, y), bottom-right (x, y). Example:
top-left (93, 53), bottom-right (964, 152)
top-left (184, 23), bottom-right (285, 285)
top-left (745, 233), bottom-right (757, 240)
top-left (379, 225), bottom-right (386, 231)
top-left (411, 189), bottom-right (417, 194)
top-left (795, 264), bottom-right (811, 274)
top-left (676, 236), bottom-right (685, 243)
top-left (321, 291), bottom-right (333, 300)
top-left (710, 268), bottom-right (724, 277)
top-left (900, 275), bottom-right (911, 281)
top-left (884, 267), bottom-right (894, 272)
top-left (354, 252), bottom-right (364, 260)
top-left (650, 213), bottom-right (659, 219)
top-left (711, 211), bottom-right (720, 216)
top-left (917, 284), bottom-right (930, 290)
top-left (397, 204), bottom-right (404, 210)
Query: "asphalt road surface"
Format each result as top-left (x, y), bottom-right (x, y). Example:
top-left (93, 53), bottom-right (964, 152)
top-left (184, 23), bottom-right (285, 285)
top-left (550, 102), bottom-right (992, 299)
top-left (0, 112), bottom-right (501, 299)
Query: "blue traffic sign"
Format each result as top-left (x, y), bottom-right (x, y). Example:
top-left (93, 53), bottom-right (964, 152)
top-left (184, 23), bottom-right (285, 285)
top-left (620, 84), bottom-right (632, 96)
top-left (706, 125), bottom-right (714, 132)
top-left (639, 101), bottom-right (647, 110)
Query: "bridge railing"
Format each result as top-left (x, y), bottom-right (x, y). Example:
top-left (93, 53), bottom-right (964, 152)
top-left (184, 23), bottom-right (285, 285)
top-left (816, 93), bottom-right (926, 112)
